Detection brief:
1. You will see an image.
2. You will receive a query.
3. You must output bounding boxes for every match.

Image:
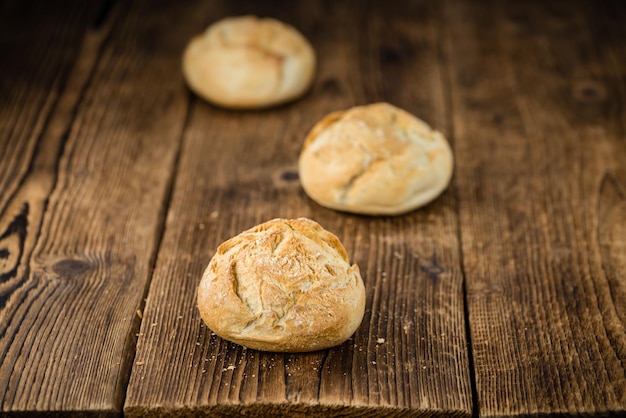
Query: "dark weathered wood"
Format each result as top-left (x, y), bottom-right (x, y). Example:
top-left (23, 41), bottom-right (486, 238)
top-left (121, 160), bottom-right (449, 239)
top-left (0, 0), bottom-right (192, 415)
top-left (445, 0), bottom-right (626, 416)
top-left (125, 1), bottom-right (472, 416)
top-left (3, 0), bottom-right (624, 416)
top-left (0, 0), bottom-right (107, 271)
top-left (1, 0), bottom-right (114, 412)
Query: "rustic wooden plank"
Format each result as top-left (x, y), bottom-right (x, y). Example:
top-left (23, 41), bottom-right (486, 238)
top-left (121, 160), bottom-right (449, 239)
top-left (0, 0), bottom-right (193, 415)
top-left (125, 1), bottom-right (472, 416)
top-left (445, 0), bottom-right (626, 416)
top-left (0, 0), bottom-right (108, 253)
top-left (1, 0), bottom-right (114, 410)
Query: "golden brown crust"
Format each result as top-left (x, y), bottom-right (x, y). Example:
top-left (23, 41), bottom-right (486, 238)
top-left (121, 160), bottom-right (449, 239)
top-left (298, 102), bottom-right (454, 215)
top-left (301, 110), bottom-right (345, 149)
top-left (182, 15), bottom-right (316, 109)
top-left (197, 218), bottom-right (365, 352)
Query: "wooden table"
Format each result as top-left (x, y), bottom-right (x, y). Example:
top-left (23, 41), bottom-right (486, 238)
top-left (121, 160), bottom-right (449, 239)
top-left (1, 0), bottom-right (625, 416)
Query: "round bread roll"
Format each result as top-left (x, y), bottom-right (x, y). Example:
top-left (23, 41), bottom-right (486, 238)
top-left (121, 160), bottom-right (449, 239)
top-left (182, 15), bottom-right (316, 109)
top-left (197, 218), bottom-right (365, 352)
top-left (298, 102), bottom-right (454, 215)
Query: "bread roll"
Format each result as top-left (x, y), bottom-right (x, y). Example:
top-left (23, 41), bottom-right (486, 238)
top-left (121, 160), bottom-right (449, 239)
top-left (298, 102), bottom-right (453, 215)
top-left (182, 15), bottom-right (316, 109)
top-left (197, 218), bottom-right (365, 352)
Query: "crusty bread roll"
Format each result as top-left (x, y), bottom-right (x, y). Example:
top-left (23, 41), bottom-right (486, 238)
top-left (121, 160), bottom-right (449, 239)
top-left (197, 218), bottom-right (365, 352)
top-left (298, 102), bottom-right (453, 215)
top-left (182, 15), bottom-right (316, 109)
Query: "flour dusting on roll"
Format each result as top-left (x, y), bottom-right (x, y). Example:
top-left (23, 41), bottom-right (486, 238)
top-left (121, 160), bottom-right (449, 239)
top-left (183, 16), bottom-right (316, 109)
top-left (298, 102), bottom-right (454, 215)
top-left (197, 218), bottom-right (365, 352)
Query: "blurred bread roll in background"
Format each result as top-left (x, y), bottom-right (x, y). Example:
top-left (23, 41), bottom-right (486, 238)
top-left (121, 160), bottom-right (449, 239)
top-left (197, 218), bottom-right (365, 352)
top-left (183, 15), bottom-right (316, 109)
top-left (299, 102), bottom-right (453, 215)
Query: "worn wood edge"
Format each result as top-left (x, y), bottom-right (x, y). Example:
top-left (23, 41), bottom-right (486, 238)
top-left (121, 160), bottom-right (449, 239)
top-left (1, 410), bottom-right (120, 418)
top-left (483, 412), bottom-right (626, 418)
top-left (124, 403), bottom-right (471, 418)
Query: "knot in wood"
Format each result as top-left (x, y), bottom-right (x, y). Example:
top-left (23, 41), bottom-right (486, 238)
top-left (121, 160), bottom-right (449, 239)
top-left (52, 258), bottom-right (92, 279)
top-left (572, 79), bottom-right (607, 103)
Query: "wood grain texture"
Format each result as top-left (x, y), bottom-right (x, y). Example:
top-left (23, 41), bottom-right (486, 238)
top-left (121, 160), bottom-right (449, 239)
top-left (0, 0), bottom-right (191, 414)
top-left (0, 0), bottom-right (108, 288)
top-left (124, 0), bottom-right (472, 416)
top-left (0, 0), bottom-right (113, 412)
top-left (445, 0), bottom-right (626, 416)
top-left (3, 0), bottom-right (624, 416)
